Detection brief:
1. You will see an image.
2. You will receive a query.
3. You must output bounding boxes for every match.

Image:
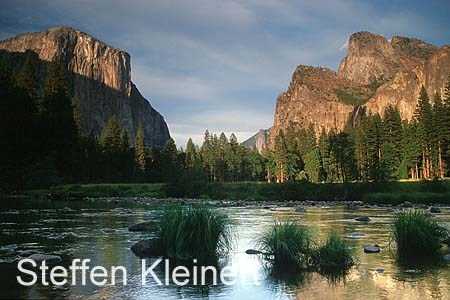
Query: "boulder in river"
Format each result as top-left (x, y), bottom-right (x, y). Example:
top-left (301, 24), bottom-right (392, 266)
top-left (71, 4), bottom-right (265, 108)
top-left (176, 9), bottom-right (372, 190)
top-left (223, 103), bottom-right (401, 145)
top-left (129, 221), bottom-right (158, 232)
top-left (245, 249), bottom-right (263, 255)
top-left (348, 232), bottom-right (365, 238)
top-left (363, 245), bottom-right (380, 253)
top-left (355, 216), bottom-right (371, 222)
top-left (295, 207), bottom-right (306, 213)
top-left (130, 239), bottom-right (163, 257)
top-left (443, 254), bottom-right (450, 262)
top-left (430, 207), bottom-right (441, 213)
top-left (18, 250), bottom-right (38, 257)
top-left (26, 254), bottom-right (62, 264)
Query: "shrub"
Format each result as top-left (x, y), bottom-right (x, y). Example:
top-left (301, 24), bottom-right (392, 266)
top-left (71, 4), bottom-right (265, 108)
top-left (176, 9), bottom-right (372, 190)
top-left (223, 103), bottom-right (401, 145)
top-left (158, 205), bottom-right (232, 261)
top-left (258, 220), bottom-right (312, 269)
top-left (313, 231), bottom-right (354, 273)
top-left (392, 210), bottom-right (449, 259)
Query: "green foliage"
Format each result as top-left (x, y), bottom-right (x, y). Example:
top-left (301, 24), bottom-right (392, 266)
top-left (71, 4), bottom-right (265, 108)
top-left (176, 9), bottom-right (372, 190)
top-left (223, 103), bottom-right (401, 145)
top-left (158, 205), bottom-right (232, 261)
top-left (134, 125), bottom-right (146, 173)
top-left (392, 210), bottom-right (449, 259)
top-left (258, 220), bottom-right (312, 269)
top-left (333, 88), bottom-right (372, 106)
top-left (363, 192), bottom-right (450, 205)
top-left (163, 167), bottom-right (208, 198)
top-left (313, 231), bottom-right (354, 273)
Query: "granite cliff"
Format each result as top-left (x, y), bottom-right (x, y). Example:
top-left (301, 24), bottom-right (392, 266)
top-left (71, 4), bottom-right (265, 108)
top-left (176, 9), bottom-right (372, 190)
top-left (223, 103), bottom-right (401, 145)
top-left (263, 31), bottom-right (449, 148)
top-left (0, 26), bottom-right (170, 147)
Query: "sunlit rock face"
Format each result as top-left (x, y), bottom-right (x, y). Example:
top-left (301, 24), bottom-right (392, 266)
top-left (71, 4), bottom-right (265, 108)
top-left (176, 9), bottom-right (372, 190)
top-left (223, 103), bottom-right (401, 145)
top-left (0, 26), bottom-right (170, 147)
top-left (266, 31), bottom-right (449, 148)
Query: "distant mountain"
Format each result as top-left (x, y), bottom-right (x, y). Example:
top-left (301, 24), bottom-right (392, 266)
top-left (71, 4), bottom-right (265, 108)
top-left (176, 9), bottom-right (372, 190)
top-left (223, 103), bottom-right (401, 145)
top-left (268, 31), bottom-right (449, 147)
top-left (0, 26), bottom-right (170, 147)
top-left (241, 129), bottom-right (270, 152)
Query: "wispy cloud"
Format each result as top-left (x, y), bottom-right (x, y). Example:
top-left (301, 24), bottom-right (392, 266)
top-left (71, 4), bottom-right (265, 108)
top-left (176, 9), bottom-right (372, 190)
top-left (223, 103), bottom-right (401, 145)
top-left (1, 0), bottom-right (450, 146)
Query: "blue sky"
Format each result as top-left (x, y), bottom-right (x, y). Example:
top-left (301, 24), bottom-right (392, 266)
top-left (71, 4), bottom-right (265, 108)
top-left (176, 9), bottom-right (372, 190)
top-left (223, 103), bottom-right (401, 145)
top-left (1, 0), bottom-right (450, 146)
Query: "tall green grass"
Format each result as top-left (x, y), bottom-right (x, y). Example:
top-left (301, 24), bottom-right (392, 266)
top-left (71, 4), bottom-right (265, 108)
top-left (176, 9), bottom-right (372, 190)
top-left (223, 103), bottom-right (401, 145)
top-left (313, 231), bottom-right (354, 273)
top-left (158, 205), bottom-right (232, 261)
top-left (258, 220), bottom-right (312, 269)
top-left (392, 210), bottom-right (449, 259)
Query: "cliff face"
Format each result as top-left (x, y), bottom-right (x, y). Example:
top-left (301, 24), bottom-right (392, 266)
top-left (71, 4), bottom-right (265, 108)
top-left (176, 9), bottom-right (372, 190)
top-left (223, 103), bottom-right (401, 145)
top-left (0, 26), bottom-right (170, 147)
top-left (269, 66), bottom-right (360, 145)
top-left (242, 129), bottom-right (269, 153)
top-left (265, 31), bottom-right (448, 148)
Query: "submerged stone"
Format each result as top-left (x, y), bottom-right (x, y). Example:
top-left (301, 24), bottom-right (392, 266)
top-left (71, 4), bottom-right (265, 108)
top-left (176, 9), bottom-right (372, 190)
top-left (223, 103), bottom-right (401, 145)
top-left (18, 250), bottom-right (38, 257)
top-left (130, 239), bottom-right (163, 257)
top-left (355, 216), bottom-right (371, 222)
top-left (129, 221), bottom-right (158, 232)
top-left (348, 232), bottom-right (365, 238)
top-left (245, 249), bottom-right (263, 255)
top-left (27, 254), bottom-right (62, 264)
top-left (363, 245), bottom-right (380, 253)
top-left (295, 207), bottom-right (306, 213)
top-left (430, 207), bottom-right (441, 213)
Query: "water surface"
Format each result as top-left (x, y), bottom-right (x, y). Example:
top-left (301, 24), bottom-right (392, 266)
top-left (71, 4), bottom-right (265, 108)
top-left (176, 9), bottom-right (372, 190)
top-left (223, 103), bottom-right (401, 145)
top-left (0, 199), bottom-right (449, 300)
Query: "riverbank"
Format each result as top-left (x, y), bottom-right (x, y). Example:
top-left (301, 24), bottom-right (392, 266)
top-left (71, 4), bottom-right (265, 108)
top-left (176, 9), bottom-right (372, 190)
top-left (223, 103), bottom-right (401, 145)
top-left (21, 180), bottom-right (450, 205)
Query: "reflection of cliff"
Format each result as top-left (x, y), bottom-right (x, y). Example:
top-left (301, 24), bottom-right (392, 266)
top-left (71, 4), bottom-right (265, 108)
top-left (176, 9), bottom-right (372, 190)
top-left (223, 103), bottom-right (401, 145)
top-left (0, 26), bottom-right (170, 147)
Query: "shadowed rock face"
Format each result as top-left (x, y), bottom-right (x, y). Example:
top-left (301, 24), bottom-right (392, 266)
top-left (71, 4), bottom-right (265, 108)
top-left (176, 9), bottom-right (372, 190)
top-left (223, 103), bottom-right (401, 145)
top-left (0, 26), bottom-right (170, 147)
top-left (264, 31), bottom-right (449, 148)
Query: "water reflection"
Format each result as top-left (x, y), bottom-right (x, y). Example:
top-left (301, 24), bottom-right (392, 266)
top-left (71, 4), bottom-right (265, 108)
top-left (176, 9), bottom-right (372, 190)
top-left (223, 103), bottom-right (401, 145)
top-left (0, 199), bottom-right (449, 300)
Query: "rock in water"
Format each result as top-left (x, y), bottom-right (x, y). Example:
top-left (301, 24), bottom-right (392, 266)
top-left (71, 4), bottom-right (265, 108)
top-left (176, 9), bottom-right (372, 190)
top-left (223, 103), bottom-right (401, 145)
top-left (245, 249), bottom-right (263, 255)
top-left (363, 245), bottom-right (380, 254)
top-left (295, 207), bottom-right (306, 213)
top-left (18, 250), bottom-right (38, 257)
top-left (355, 216), bottom-right (371, 222)
top-left (348, 232), bottom-right (365, 238)
top-left (444, 254), bottom-right (450, 262)
top-left (430, 207), bottom-right (441, 213)
top-left (0, 27), bottom-right (170, 147)
top-left (129, 221), bottom-right (158, 232)
top-left (26, 254), bottom-right (62, 264)
top-left (130, 239), bottom-right (163, 257)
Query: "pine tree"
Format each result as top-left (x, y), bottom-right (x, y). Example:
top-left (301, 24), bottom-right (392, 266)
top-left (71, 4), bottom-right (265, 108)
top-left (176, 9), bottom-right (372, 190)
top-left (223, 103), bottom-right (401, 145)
top-left (41, 56), bottom-right (78, 179)
top-left (414, 86), bottom-right (433, 178)
top-left (17, 52), bottom-right (38, 100)
top-left (72, 97), bottom-right (84, 135)
top-left (134, 125), bottom-right (146, 173)
top-left (432, 92), bottom-right (446, 178)
top-left (185, 138), bottom-right (196, 168)
top-left (100, 115), bottom-right (122, 149)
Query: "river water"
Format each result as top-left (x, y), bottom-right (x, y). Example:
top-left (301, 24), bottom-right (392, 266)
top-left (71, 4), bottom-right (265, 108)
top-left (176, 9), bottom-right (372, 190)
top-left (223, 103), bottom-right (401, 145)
top-left (0, 199), bottom-right (449, 300)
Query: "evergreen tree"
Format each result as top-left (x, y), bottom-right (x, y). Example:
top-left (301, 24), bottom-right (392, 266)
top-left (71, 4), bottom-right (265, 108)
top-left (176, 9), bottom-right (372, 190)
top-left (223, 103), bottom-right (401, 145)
top-left (41, 56), bottom-right (78, 179)
top-left (414, 86), bottom-right (434, 178)
top-left (185, 138), bottom-right (197, 168)
top-left (17, 52), bottom-right (38, 100)
top-left (134, 125), bottom-right (146, 174)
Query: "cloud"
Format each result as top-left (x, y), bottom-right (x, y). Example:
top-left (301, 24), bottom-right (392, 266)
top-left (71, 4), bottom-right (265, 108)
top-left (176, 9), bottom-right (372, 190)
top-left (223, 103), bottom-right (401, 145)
top-left (1, 0), bottom-right (450, 146)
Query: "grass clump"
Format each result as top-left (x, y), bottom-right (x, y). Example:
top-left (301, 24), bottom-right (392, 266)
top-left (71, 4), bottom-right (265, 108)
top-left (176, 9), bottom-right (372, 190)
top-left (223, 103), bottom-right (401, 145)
top-left (392, 210), bottom-right (449, 259)
top-left (159, 205), bottom-right (232, 261)
top-left (258, 220), bottom-right (312, 269)
top-left (313, 231), bottom-right (354, 273)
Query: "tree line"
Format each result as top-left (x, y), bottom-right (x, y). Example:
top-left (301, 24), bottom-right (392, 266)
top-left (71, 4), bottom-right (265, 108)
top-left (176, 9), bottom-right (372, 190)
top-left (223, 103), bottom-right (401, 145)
top-left (1, 52), bottom-right (450, 192)
top-left (263, 82), bottom-right (450, 183)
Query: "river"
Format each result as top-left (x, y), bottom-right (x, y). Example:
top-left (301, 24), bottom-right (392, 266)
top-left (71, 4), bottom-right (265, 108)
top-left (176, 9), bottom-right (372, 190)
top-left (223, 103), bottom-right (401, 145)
top-left (0, 198), bottom-right (449, 300)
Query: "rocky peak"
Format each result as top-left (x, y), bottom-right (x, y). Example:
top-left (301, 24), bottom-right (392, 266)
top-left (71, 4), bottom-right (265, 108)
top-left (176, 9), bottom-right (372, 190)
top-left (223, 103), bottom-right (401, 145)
top-left (338, 31), bottom-right (402, 85)
top-left (267, 31), bottom-right (449, 149)
top-left (0, 26), bottom-right (132, 95)
top-left (391, 36), bottom-right (438, 62)
top-left (0, 27), bottom-right (170, 147)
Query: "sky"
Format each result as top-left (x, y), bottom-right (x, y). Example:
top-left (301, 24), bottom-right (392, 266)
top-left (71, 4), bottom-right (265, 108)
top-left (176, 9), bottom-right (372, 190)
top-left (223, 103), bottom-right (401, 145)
top-left (1, 0), bottom-right (450, 146)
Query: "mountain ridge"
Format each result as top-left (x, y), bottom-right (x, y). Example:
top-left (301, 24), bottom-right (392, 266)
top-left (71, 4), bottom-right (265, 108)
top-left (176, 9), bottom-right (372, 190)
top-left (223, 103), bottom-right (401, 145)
top-left (0, 26), bottom-right (170, 147)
